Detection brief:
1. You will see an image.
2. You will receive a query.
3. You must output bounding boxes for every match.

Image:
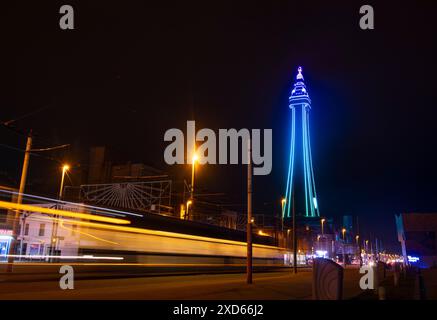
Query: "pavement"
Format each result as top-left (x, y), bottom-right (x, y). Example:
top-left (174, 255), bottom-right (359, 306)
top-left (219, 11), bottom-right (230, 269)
top-left (0, 267), bottom-right (366, 300)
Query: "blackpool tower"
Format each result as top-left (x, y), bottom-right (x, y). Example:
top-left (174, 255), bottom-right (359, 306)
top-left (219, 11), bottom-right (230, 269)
top-left (283, 67), bottom-right (320, 218)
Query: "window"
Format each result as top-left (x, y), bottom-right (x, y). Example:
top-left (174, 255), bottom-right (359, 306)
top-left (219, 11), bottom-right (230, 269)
top-left (24, 224), bottom-right (29, 236)
top-left (38, 224), bottom-right (45, 237)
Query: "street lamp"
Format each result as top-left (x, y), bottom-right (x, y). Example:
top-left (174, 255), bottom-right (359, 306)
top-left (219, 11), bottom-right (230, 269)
top-left (186, 200), bottom-right (192, 220)
top-left (321, 218), bottom-right (326, 235)
top-left (51, 164), bottom-right (69, 258)
top-left (59, 164), bottom-right (69, 199)
top-left (356, 234), bottom-right (362, 266)
top-left (191, 153), bottom-right (198, 200)
top-left (187, 153), bottom-right (198, 221)
top-left (342, 228), bottom-right (346, 241)
top-left (281, 198), bottom-right (286, 231)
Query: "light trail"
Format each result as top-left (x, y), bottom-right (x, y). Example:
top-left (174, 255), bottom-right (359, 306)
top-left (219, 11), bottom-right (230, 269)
top-left (0, 200), bottom-right (131, 225)
top-left (64, 219), bottom-right (285, 250)
top-left (5, 254), bottom-right (124, 260)
top-left (6, 262), bottom-right (288, 267)
top-left (59, 220), bottom-right (119, 245)
top-left (0, 189), bottom-right (143, 218)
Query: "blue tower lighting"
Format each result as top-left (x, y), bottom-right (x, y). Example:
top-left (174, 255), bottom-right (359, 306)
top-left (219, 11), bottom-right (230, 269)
top-left (283, 66), bottom-right (320, 218)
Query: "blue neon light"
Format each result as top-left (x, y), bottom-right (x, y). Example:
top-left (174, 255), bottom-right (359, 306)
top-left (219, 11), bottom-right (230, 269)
top-left (284, 67), bottom-right (320, 218)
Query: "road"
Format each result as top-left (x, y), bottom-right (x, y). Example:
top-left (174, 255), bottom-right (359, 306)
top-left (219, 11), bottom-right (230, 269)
top-left (0, 267), bottom-right (365, 300)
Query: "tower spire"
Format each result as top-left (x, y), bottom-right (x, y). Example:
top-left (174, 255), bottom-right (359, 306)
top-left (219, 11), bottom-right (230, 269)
top-left (296, 66), bottom-right (304, 81)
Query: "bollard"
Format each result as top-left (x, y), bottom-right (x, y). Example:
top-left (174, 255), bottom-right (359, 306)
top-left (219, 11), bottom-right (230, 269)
top-left (378, 286), bottom-right (386, 300)
top-left (312, 258), bottom-right (343, 300)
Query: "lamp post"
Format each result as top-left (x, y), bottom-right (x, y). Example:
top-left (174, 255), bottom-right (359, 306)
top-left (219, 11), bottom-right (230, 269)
top-left (191, 154), bottom-right (198, 200)
top-left (247, 138), bottom-right (253, 284)
top-left (186, 200), bottom-right (192, 220)
top-left (356, 234), bottom-right (362, 266)
top-left (287, 229), bottom-right (291, 250)
top-left (59, 164), bottom-right (69, 199)
top-left (50, 164), bottom-right (69, 258)
top-left (281, 198), bottom-right (286, 232)
top-left (321, 218), bottom-right (326, 235)
top-left (188, 153), bottom-right (198, 220)
top-left (341, 228), bottom-right (347, 266)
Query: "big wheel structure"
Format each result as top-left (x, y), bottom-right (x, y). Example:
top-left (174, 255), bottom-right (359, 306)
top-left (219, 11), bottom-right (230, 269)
top-left (79, 180), bottom-right (172, 215)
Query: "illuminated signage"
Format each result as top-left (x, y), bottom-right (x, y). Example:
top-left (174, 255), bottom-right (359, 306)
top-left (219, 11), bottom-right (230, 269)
top-left (407, 255), bottom-right (419, 263)
top-left (0, 229), bottom-right (13, 236)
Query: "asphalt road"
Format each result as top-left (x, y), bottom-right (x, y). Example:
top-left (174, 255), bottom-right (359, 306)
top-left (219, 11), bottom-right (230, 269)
top-left (0, 267), bottom-right (365, 300)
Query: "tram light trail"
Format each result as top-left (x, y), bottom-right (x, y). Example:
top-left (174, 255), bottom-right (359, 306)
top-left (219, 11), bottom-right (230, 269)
top-left (0, 200), bottom-right (131, 225)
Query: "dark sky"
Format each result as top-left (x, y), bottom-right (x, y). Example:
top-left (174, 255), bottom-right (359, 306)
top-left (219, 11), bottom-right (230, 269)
top-left (2, 1), bottom-right (437, 251)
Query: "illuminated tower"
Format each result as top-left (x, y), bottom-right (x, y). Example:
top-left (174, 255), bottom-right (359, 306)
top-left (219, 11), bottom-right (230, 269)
top-left (283, 66), bottom-right (320, 218)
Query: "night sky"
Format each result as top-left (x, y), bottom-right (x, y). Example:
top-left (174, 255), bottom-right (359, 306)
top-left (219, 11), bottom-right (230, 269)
top-left (3, 1), bottom-right (437, 251)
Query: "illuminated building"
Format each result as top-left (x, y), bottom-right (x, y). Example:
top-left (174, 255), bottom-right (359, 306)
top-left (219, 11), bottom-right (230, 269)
top-left (283, 67), bottom-right (320, 218)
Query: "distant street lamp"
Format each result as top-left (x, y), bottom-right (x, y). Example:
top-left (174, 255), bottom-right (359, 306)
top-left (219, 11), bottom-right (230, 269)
top-left (287, 229), bottom-right (291, 250)
top-left (342, 228), bottom-right (346, 241)
top-left (186, 200), bottom-right (192, 220)
top-left (321, 218), bottom-right (326, 235)
top-left (356, 234), bottom-right (362, 266)
top-left (281, 198), bottom-right (286, 231)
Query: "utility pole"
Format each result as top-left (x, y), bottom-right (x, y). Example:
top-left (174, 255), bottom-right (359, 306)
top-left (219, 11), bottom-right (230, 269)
top-left (292, 187), bottom-right (297, 274)
top-left (247, 138), bottom-right (253, 284)
top-left (7, 131), bottom-right (32, 271)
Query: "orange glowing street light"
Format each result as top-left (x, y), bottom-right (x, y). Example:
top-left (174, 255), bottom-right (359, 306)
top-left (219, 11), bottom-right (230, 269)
top-left (191, 153), bottom-right (198, 200)
top-left (59, 164), bottom-right (70, 199)
top-left (342, 228), bottom-right (346, 241)
top-left (321, 218), bottom-right (326, 235)
top-left (186, 200), bottom-right (193, 220)
top-left (281, 198), bottom-right (286, 212)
